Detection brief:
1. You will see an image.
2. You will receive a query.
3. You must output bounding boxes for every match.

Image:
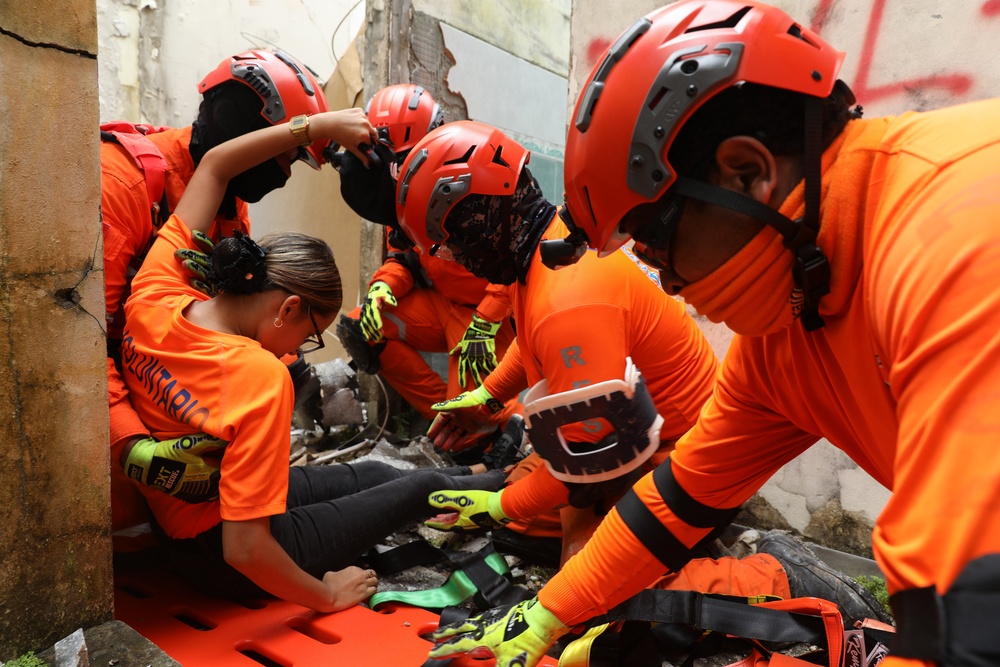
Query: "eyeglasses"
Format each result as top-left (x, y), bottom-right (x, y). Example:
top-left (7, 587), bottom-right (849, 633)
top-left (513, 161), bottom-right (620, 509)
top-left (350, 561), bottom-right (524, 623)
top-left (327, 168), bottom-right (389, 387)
top-left (299, 305), bottom-right (326, 354)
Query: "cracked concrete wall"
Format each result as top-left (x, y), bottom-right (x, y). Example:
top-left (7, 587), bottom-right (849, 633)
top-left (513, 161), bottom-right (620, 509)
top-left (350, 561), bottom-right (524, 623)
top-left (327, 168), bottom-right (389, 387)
top-left (568, 0), bottom-right (1000, 557)
top-left (414, 0), bottom-right (572, 201)
top-left (0, 1), bottom-right (112, 660)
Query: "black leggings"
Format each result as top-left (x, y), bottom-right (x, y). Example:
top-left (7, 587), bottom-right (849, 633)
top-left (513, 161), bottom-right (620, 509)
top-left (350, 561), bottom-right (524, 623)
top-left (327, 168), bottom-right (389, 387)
top-left (163, 461), bottom-right (504, 602)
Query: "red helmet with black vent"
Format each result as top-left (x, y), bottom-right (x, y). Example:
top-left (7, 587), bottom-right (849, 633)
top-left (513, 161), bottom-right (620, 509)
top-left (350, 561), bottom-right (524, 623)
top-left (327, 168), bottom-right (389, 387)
top-left (198, 50), bottom-right (331, 169)
top-left (365, 84), bottom-right (445, 155)
top-left (395, 120), bottom-right (529, 256)
top-left (564, 0), bottom-right (845, 254)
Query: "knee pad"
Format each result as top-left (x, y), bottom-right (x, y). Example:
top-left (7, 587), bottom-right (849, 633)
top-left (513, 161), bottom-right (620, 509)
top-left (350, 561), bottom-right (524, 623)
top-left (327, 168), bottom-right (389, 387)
top-left (336, 315), bottom-right (384, 374)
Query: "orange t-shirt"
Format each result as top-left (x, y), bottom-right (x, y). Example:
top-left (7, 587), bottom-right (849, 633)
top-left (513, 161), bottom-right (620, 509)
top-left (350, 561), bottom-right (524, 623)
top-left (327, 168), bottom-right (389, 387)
top-left (540, 98), bottom-right (1000, 653)
top-left (103, 125), bottom-right (250, 446)
top-left (123, 214), bottom-right (291, 539)
top-left (495, 213), bottom-right (719, 520)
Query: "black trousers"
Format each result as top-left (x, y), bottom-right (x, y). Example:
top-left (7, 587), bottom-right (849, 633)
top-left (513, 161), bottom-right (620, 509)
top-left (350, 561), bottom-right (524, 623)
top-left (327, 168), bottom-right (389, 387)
top-left (162, 461), bottom-right (504, 602)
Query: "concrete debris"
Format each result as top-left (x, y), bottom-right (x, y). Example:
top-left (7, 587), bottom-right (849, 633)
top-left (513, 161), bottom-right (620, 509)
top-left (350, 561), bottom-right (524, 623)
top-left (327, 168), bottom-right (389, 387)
top-left (313, 358), bottom-right (367, 427)
top-left (322, 386), bottom-right (366, 426)
top-left (313, 357), bottom-right (356, 392)
top-left (53, 628), bottom-right (89, 667)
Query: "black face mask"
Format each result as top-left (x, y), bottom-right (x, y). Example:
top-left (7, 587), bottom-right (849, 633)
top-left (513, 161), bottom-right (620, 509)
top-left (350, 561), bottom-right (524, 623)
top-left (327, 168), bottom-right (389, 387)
top-left (444, 168), bottom-right (555, 285)
top-left (226, 158), bottom-right (289, 203)
top-left (334, 141), bottom-right (400, 226)
top-left (191, 82), bottom-right (283, 212)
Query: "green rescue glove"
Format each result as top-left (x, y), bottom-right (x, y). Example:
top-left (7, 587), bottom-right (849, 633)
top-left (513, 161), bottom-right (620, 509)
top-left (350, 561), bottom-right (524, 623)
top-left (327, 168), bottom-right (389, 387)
top-left (425, 488), bottom-right (510, 531)
top-left (359, 281), bottom-right (397, 343)
top-left (124, 433), bottom-right (228, 504)
top-left (174, 230), bottom-right (217, 296)
top-left (451, 314), bottom-right (502, 385)
top-left (428, 598), bottom-right (571, 667)
top-left (428, 385), bottom-right (505, 452)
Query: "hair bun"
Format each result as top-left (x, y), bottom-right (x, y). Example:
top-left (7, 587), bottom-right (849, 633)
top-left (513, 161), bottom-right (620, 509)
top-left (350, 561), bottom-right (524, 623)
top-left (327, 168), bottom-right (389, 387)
top-left (212, 230), bottom-right (269, 294)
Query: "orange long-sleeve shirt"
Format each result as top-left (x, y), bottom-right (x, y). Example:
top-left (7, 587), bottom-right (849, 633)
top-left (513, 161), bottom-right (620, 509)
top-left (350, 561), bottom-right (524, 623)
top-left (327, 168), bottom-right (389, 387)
top-left (103, 125), bottom-right (250, 446)
top-left (540, 100), bottom-right (1000, 667)
top-left (371, 231), bottom-right (511, 322)
top-left (496, 213), bottom-right (719, 521)
top-left (123, 214), bottom-right (291, 539)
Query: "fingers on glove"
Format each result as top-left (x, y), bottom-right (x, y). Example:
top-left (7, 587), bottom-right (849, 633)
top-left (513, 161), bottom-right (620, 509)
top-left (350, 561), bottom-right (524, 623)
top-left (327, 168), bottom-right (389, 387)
top-left (192, 280), bottom-right (217, 296)
top-left (427, 412), bottom-right (453, 439)
top-left (430, 613), bottom-right (490, 643)
top-left (359, 308), bottom-right (383, 342)
top-left (427, 490), bottom-right (466, 513)
top-left (469, 360), bottom-right (489, 387)
top-left (430, 416), bottom-right (468, 452)
top-left (179, 257), bottom-right (213, 281)
top-left (431, 392), bottom-right (474, 412)
top-left (191, 230), bottom-right (215, 254)
top-left (175, 248), bottom-right (211, 269)
top-left (423, 512), bottom-right (461, 531)
top-left (184, 434), bottom-right (228, 455)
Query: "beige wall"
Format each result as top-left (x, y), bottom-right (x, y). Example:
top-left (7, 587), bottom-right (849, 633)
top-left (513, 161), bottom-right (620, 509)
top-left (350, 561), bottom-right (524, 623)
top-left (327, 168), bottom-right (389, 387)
top-left (0, 1), bottom-right (113, 660)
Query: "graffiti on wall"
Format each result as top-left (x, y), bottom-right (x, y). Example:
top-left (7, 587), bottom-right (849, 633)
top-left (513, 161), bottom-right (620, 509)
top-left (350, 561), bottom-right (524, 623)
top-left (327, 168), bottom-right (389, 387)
top-left (582, 1), bottom-right (999, 112)
top-left (808, 0), bottom-right (998, 107)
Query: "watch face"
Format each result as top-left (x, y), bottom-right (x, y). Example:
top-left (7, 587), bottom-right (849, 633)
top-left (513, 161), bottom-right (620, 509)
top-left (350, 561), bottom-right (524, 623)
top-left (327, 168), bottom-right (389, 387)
top-left (290, 116), bottom-right (310, 145)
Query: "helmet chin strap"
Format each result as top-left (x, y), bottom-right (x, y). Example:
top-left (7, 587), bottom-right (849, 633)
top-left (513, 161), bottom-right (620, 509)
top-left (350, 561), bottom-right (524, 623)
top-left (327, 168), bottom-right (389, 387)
top-left (670, 96), bottom-right (830, 331)
top-left (539, 207), bottom-right (590, 269)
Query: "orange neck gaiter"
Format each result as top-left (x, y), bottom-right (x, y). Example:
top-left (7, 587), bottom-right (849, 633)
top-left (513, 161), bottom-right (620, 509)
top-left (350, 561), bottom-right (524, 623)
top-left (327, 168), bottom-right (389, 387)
top-left (678, 117), bottom-right (890, 337)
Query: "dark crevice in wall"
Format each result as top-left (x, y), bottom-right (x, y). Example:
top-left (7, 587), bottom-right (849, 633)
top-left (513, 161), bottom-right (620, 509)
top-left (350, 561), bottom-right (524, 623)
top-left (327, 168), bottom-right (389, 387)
top-left (0, 25), bottom-right (97, 58)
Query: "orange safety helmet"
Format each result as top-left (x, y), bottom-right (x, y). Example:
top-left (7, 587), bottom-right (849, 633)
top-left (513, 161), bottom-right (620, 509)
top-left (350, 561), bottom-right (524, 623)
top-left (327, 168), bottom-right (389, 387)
top-left (365, 84), bottom-right (445, 155)
top-left (395, 120), bottom-right (528, 255)
top-left (198, 50), bottom-right (331, 169)
top-left (564, 0), bottom-right (845, 255)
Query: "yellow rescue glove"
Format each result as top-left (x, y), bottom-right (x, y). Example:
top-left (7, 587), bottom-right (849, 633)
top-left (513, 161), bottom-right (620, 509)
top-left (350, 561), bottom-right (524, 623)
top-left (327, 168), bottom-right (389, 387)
top-left (124, 433), bottom-right (227, 503)
top-left (359, 281), bottom-right (397, 342)
top-left (428, 385), bottom-right (504, 452)
top-left (425, 488), bottom-right (510, 531)
top-left (428, 598), bottom-right (570, 667)
top-left (451, 314), bottom-right (502, 385)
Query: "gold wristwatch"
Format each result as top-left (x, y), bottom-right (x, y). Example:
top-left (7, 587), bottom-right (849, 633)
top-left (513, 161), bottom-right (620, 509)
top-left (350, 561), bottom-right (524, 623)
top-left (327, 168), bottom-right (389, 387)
top-left (289, 114), bottom-right (311, 146)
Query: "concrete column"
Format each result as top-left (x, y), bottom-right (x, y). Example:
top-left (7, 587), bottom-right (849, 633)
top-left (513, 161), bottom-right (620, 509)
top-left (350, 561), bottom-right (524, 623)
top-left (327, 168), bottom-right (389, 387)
top-left (0, 1), bottom-right (112, 659)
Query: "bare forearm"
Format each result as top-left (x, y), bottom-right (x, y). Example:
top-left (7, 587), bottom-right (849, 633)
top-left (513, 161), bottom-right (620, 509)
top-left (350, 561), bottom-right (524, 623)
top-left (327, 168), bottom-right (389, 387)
top-left (174, 108), bottom-right (374, 234)
top-left (222, 519), bottom-right (335, 612)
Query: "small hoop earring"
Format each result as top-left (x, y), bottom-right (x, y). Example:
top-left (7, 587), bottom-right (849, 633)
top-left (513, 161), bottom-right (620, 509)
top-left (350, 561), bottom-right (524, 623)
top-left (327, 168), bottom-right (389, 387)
top-left (273, 318), bottom-right (283, 328)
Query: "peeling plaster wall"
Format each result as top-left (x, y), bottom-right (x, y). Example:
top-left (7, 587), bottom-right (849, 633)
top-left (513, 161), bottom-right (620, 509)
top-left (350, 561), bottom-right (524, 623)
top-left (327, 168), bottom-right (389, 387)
top-left (412, 0), bottom-right (572, 202)
top-left (0, 0), bottom-right (112, 659)
top-left (568, 0), bottom-right (1000, 556)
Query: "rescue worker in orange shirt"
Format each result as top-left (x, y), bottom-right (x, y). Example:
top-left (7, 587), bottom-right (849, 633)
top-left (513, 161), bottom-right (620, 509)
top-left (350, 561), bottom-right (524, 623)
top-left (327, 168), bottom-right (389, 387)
top-left (122, 106), bottom-right (505, 612)
top-left (334, 84), bottom-right (518, 441)
top-left (424, 2), bottom-right (1000, 666)
top-left (105, 50), bottom-right (333, 549)
top-left (394, 120), bottom-right (888, 649)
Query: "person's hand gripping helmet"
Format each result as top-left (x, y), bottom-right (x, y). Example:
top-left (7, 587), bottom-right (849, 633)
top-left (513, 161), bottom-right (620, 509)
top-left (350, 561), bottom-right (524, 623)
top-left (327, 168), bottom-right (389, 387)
top-left (198, 49), bottom-right (331, 169)
top-left (365, 83), bottom-right (445, 158)
top-left (332, 83), bottom-right (446, 235)
top-left (563, 0), bottom-right (844, 255)
top-left (395, 120), bottom-right (528, 260)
